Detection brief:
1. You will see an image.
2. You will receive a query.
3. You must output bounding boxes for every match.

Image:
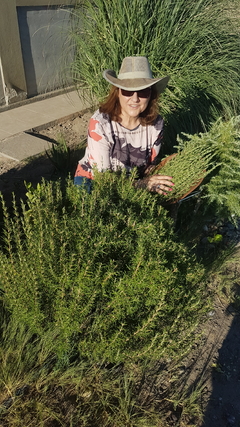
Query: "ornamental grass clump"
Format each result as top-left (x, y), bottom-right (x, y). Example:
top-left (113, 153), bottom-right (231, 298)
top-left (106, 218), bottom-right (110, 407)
top-left (0, 316), bottom-right (162, 426)
top-left (0, 171), bottom-right (207, 365)
top-left (70, 0), bottom-right (240, 147)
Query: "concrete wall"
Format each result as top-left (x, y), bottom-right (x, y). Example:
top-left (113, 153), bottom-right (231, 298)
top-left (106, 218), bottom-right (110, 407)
top-left (17, 5), bottom-right (74, 97)
top-left (0, 0), bottom-right (27, 105)
top-left (0, 0), bottom-right (75, 107)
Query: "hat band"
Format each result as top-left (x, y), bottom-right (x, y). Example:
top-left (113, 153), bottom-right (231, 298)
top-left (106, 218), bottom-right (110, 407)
top-left (118, 71), bottom-right (153, 79)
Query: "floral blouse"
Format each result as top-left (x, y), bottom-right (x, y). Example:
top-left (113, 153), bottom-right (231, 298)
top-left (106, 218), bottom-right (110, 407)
top-left (74, 109), bottom-right (164, 180)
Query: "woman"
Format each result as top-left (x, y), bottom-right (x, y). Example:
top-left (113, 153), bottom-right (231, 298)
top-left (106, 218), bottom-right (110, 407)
top-left (74, 56), bottom-right (174, 194)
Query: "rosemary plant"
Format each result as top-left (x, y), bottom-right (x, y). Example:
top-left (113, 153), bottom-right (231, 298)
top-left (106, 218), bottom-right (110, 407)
top-left (201, 116), bottom-right (240, 221)
top-left (0, 172), bottom-right (207, 365)
top-left (151, 116), bottom-right (240, 222)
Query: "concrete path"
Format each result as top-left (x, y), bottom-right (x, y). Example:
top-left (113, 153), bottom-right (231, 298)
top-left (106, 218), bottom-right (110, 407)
top-left (0, 90), bottom-right (91, 162)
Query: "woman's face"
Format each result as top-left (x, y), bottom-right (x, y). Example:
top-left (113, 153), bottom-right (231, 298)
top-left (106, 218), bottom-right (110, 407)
top-left (118, 88), bottom-right (151, 121)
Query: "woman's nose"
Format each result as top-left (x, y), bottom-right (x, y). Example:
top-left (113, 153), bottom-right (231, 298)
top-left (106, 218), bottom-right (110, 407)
top-left (131, 92), bottom-right (140, 101)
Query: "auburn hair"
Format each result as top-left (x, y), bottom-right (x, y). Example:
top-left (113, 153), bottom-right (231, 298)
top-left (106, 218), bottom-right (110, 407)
top-left (99, 85), bottom-right (160, 126)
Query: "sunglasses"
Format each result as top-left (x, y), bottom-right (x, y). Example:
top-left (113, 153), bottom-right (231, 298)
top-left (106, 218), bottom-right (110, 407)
top-left (120, 87), bottom-right (151, 99)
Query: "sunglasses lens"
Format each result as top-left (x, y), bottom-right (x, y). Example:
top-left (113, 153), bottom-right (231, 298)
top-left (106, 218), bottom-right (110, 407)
top-left (121, 89), bottom-right (134, 97)
top-left (137, 88), bottom-right (151, 98)
top-left (121, 88), bottom-right (151, 98)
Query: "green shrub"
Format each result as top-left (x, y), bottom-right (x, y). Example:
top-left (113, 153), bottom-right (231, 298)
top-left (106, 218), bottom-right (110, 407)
top-left (0, 315), bottom-right (163, 427)
top-left (0, 171), bottom-right (207, 364)
top-left (148, 116), bottom-right (240, 224)
top-left (201, 116), bottom-right (240, 222)
top-left (70, 0), bottom-right (240, 148)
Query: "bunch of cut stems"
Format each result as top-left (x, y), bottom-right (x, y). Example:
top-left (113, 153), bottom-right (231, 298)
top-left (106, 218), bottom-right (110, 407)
top-left (150, 134), bottom-right (217, 202)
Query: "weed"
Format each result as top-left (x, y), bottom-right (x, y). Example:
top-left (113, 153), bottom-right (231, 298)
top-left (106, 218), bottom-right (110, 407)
top-left (46, 134), bottom-right (71, 176)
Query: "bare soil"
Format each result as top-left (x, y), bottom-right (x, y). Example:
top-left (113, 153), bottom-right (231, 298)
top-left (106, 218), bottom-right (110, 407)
top-left (0, 111), bottom-right (240, 426)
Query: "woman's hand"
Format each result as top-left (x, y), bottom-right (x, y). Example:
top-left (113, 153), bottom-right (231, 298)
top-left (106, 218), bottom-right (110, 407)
top-left (136, 174), bottom-right (174, 195)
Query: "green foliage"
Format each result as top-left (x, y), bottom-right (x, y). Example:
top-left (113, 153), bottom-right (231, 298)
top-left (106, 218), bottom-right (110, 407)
top-left (0, 315), bottom-right (162, 426)
top-left (0, 171), bottom-right (206, 364)
top-left (151, 116), bottom-right (240, 224)
top-left (45, 134), bottom-right (71, 176)
top-left (70, 0), bottom-right (240, 148)
top-left (151, 137), bottom-right (216, 203)
top-left (201, 116), bottom-right (240, 222)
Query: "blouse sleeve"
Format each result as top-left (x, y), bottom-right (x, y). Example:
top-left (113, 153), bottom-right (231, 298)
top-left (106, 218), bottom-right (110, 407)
top-left (75, 115), bottom-right (111, 179)
top-left (86, 117), bottom-right (111, 171)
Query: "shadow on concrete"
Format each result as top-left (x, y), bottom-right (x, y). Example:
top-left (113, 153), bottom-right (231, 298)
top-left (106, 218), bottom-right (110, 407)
top-left (0, 141), bottom-right (86, 207)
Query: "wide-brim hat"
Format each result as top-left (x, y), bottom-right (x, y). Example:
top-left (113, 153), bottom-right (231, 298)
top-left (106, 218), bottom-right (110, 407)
top-left (103, 56), bottom-right (170, 94)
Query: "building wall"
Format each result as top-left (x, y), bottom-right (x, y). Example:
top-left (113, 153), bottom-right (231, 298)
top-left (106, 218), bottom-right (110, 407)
top-left (17, 5), bottom-right (74, 97)
top-left (0, 0), bottom-right (75, 107)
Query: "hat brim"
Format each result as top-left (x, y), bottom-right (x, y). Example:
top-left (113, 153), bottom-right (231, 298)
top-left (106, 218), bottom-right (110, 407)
top-left (103, 69), bottom-right (170, 94)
